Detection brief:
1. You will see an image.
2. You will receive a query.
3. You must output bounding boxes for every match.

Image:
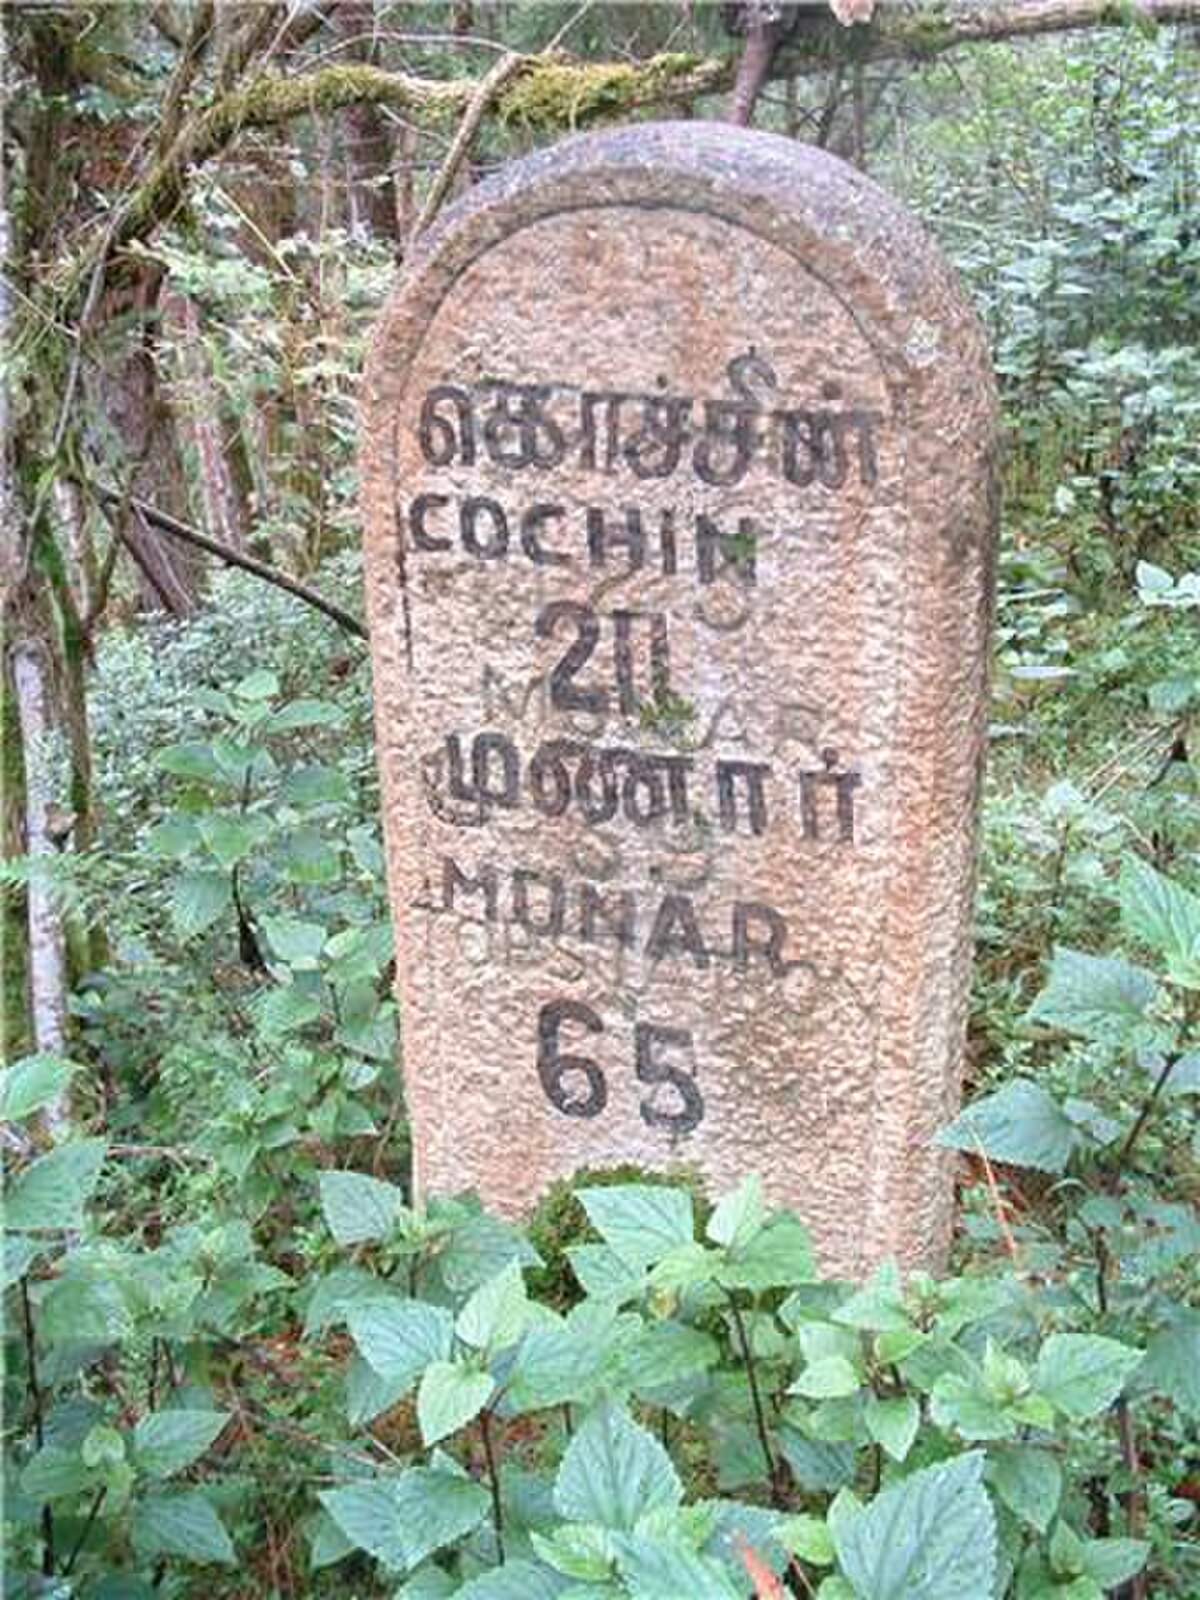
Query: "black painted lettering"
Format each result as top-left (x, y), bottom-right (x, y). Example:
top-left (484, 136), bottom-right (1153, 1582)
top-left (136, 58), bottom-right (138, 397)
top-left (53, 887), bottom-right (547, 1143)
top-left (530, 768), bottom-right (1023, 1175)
top-left (461, 496), bottom-right (509, 560)
top-left (586, 506), bottom-right (645, 572)
top-left (520, 503), bottom-right (570, 567)
top-left (578, 882), bottom-right (637, 949)
top-left (512, 868), bottom-right (566, 938)
top-left (732, 902), bottom-right (790, 976)
top-left (442, 857), bottom-right (498, 921)
top-left (716, 759), bottom-right (771, 836)
top-left (410, 492), bottom-right (452, 552)
top-left (646, 893), bottom-right (711, 969)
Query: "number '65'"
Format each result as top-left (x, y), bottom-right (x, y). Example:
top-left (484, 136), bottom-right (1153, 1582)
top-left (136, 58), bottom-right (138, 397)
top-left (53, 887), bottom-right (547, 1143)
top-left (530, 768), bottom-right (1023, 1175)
top-left (535, 1000), bottom-right (704, 1134)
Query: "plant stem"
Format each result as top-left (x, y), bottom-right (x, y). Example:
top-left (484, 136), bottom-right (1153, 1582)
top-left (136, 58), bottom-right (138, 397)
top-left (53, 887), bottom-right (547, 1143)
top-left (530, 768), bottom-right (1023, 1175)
top-left (1111, 1050), bottom-right (1180, 1177)
top-left (479, 1406), bottom-right (505, 1563)
top-left (20, 1278), bottom-right (55, 1575)
top-left (1093, 1230), bottom-right (1147, 1600)
top-left (62, 1486), bottom-right (107, 1575)
top-left (727, 1292), bottom-right (783, 1507)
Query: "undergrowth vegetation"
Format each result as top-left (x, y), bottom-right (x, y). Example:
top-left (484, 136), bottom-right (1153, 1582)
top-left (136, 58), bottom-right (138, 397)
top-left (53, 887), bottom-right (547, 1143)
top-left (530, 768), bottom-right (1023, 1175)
top-left (4, 22), bottom-right (1199, 1600)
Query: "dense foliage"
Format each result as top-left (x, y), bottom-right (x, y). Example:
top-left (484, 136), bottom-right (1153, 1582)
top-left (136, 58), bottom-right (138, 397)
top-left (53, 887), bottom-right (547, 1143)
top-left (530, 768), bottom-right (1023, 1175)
top-left (3, 11), bottom-right (1199, 1600)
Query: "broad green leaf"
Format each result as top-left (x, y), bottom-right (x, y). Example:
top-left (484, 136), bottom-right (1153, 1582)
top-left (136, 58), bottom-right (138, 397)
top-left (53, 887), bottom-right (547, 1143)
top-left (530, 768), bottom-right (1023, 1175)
top-left (0, 1054), bottom-right (75, 1121)
top-left (532, 1521), bottom-right (616, 1580)
top-left (1079, 1538), bottom-right (1149, 1589)
top-left (789, 1355), bottom-right (863, 1401)
top-left (5, 1139), bottom-right (107, 1231)
top-left (22, 1444), bottom-right (101, 1499)
top-left (266, 697), bottom-right (346, 732)
top-left (233, 669), bottom-right (279, 701)
top-left (936, 1080), bottom-right (1079, 1173)
top-left (144, 814), bottom-right (200, 858)
top-left (319, 1169), bottom-right (404, 1244)
top-left (622, 1321), bottom-right (720, 1397)
top-left (612, 1532), bottom-right (743, 1599)
top-left (198, 812), bottom-right (270, 869)
top-left (555, 1404), bottom-right (682, 1532)
top-left (155, 742), bottom-right (225, 783)
top-left (280, 827), bottom-right (340, 885)
top-left (3, 1233), bottom-right (44, 1288)
top-left (717, 1214), bottom-right (814, 1292)
top-left (833, 1451), bottom-right (996, 1600)
top-left (777, 1513), bottom-right (836, 1565)
top-left (133, 1410), bottom-right (228, 1478)
top-left (1164, 1050), bottom-right (1200, 1096)
top-left (456, 1560), bottom-right (568, 1599)
top-left (1139, 1311), bottom-right (1200, 1416)
top-left (319, 1480), bottom-right (408, 1567)
top-left (834, 1262), bottom-right (910, 1333)
top-left (1027, 947), bottom-right (1157, 1040)
top-left (391, 1465), bottom-right (491, 1569)
top-left (417, 1360), bottom-right (494, 1445)
top-left (348, 1300), bottom-right (453, 1387)
top-left (707, 1175), bottom-right (766, 1249)
top-left (170, 870), bottom-right (231, 938)
top-left (507, 1319), bottom-right (618, 1412)
top-left (864, 1394), bottom-right (919, 1463)
top-left (930, 1371), bottom-right (1016, 1442)
top-left (456, 1261), bottom-right (532, 1352)
top-left (986, 1446), bottom-right (1062, 1534)
top-left (1120, 856), bottom-right (1200, 985)
top-left (261, 916), bottom-right (328, 967)
top-left (132, 1491), bottom-right (236, 1564)
top-left (577, 1184), bottom-right (694, 1269)
top-left (570, 1233), bottom-right (655, 1299)
top-left (1034, 1334), bottom-right (1143, 1420)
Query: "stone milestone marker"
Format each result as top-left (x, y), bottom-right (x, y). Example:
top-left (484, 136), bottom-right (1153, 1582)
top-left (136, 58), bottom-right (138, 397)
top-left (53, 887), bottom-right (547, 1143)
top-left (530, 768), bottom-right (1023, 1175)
top-left (362, 123), bottom-right (997, 1277)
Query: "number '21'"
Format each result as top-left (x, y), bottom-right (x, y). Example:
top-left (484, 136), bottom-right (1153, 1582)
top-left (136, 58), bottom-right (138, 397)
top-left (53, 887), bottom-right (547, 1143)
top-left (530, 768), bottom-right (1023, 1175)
top-left (536, 999), bottom-right (704, 1134)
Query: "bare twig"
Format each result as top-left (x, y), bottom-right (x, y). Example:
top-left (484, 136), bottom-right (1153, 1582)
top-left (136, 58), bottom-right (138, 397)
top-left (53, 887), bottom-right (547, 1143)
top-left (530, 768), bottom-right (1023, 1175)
top-left (89, 484), bottom-right (367, 641)
top-left (409, 51), bottom-right (524, 242)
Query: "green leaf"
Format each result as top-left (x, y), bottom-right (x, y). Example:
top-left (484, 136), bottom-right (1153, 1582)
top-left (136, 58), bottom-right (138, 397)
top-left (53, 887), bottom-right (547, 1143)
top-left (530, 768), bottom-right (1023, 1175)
top-left (612, 1532), bottom-right (742, 1599)
top-left (930, 1371), bottom-right (1016, 1442)
top-left (22, 1444), bottom-right (101, 1499)
top-left (280, 827), bottom-right (340, 885)
top-left (1120, 857), bottom-right (1200, 985)
top-left (1079, 1538), bottom-right (1149, 1589)
top-left (1034, 1334), bottom-right (1143, 1420)
top-left (0, 1053), bottom-right (75, 1121)
top-left (555, 1404), bottom-right (682, 1532)
top-left (456, 1561), bottom-right (568, 1599)
top-left (777, 1513), bottom-right (836, 1565)
top-left (156, 742), bottom-right (224, 783)
top-left (790, 1355), bottom-right (863, 1401)
top-left (319, 1481), bottom-right (408, 1567)
top-left (718, 1213), bottom-right (814, 1291)
top-left (1027, 947), bottom-right (1157, 1040)
top-left (936, 1080), bottom-right (1079, 1173)
top-left (864, 1395), bottom-right (919, 1463)
top-left (986, 1447), bottom-right (1062, 1533)
top-left (170, 870), bottom-right (231, 938)
top-left (133, 1491), bottom-right (236, 1564)
top-left (319, 1169), bottom-right (404, 1244)
top-left (198, 812), bottom-right (270, 869)
top-left (262, 916), bottom-right (328, 967)
top-left (416, 1361), bottom-right (494, 1446)
top-left (1139, 1311), bottom-right (1200, 1417)
top-left (5, 1139), bottom-right (107, 1231)
top-left (833, 1451), bottom-right (996, 1600)
top-left (707, 1175), bottom-right (766, 1249)
top-left (348, 1300), bottom-right (453, 1387)
top-left (233, 669), bottom-right (279, 701)
top-left (133, 1410), bottom-right (229, 1479)
top-left (265, 697), bottom-right (346, 732)
top-left (392, 1465), bottom-right (491, 1569)
top-left (834, 1262), bottom-right (910, 1333)
top-left (577, 1185), bottom-right (694, 1270)
top-left (456, 1261), bottom-right (531, 1353)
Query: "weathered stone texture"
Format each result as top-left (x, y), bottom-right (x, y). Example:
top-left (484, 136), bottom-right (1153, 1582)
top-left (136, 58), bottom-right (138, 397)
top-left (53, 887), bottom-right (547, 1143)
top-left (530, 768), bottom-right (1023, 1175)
top-left (362, 123), bottom-right (997, 1276)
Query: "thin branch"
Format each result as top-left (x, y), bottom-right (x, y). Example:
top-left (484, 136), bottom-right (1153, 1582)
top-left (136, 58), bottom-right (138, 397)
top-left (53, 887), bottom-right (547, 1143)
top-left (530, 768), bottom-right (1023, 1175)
top-left (410, 51), bottom-right (524, 242)
top-left (89, 484), bottom-right (367, 641)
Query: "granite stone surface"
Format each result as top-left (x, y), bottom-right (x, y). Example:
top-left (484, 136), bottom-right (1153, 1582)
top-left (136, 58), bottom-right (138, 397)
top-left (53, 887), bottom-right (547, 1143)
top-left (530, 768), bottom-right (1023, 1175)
top-left (361, 122), bottom-right (998, 1275)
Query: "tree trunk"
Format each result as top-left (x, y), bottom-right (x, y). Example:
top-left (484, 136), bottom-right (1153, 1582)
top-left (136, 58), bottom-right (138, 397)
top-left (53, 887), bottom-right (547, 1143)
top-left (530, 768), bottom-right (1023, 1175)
top-left (162, 291), bottom-right (249, 550)
top-left (9, 631), bottom-right (71, 1137)
top-left (332, 0), bottom-right (399, 245)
